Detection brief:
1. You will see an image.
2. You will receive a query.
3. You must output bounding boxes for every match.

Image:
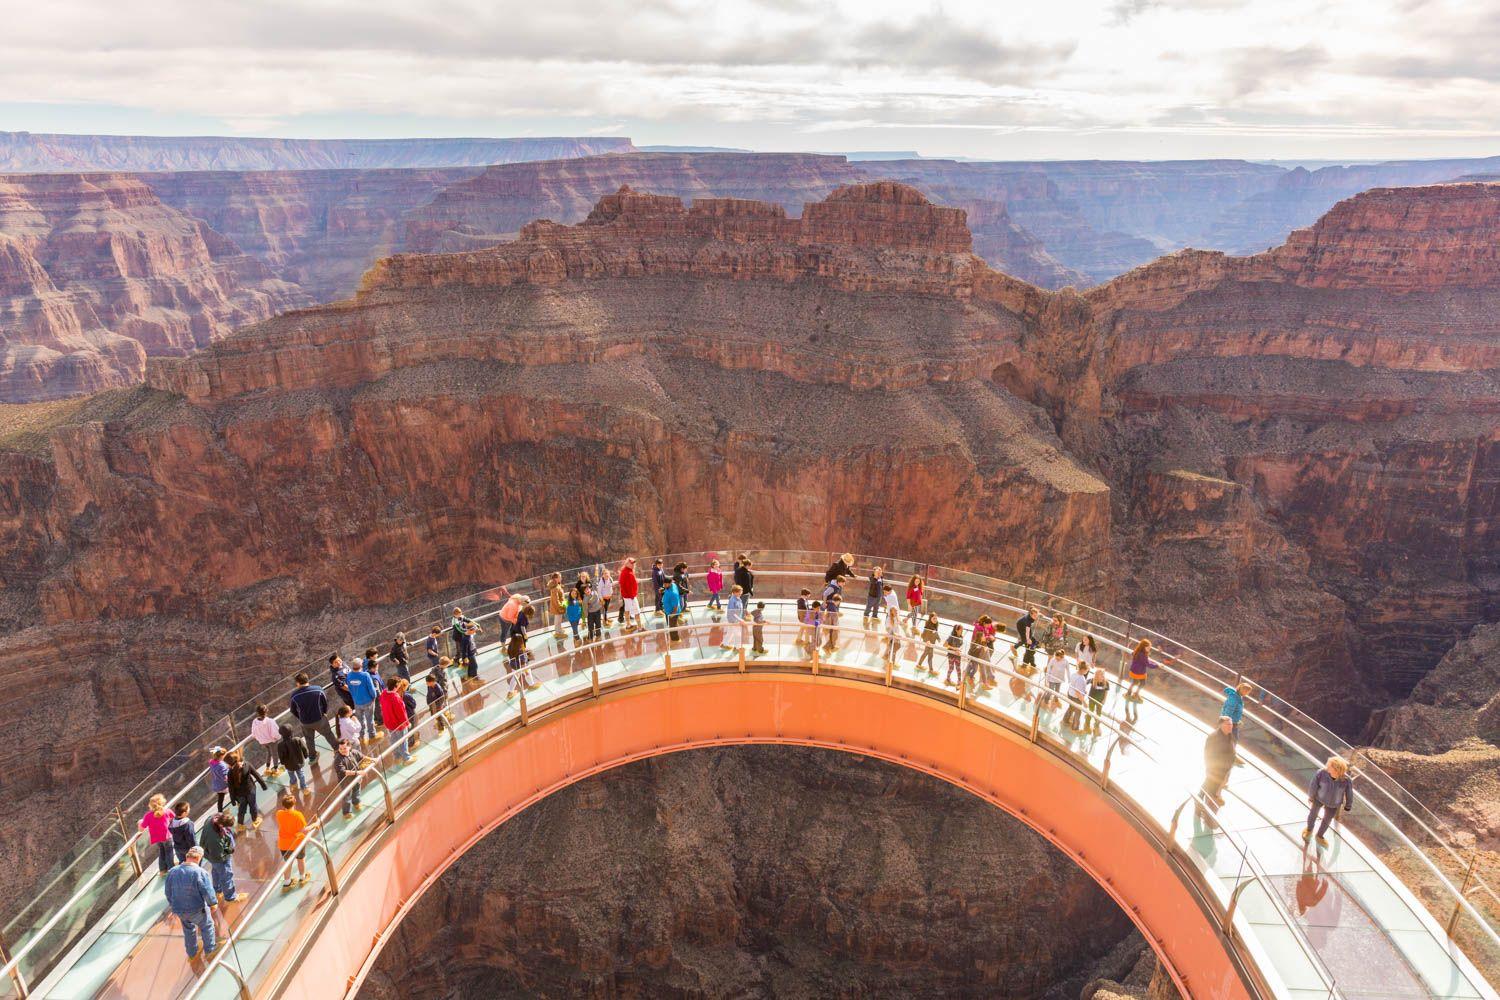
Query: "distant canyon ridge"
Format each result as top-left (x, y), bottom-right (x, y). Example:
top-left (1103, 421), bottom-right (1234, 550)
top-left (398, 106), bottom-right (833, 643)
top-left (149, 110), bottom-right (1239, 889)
top-left (5, 130), bottom-right (1500, 402)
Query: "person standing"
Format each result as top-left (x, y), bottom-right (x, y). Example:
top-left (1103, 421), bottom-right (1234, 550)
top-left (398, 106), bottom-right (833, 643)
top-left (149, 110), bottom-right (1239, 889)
top-left (824, 593), bottom-right (842, 652)
top-left (650, 559), bottom-right (667, 616)
top-left (1200, 717), bottom-right (1237, 816)
top-left (548, 573), bottom-right (568, 637)
top-left (944, 625), bottom-right (965, 687)
top-left (163, 846), bottom-right (218, 956)
top-left (274, 793), bottom-right (317, 890)
top-left (505, 623), bottom-right (534, 692)
top-left (619, 557), bottom-right (643, 632)
top-left (1125, 639), bottom-right (1157, 702)
top-left (346, 658), bottom-right (381, 746)
top-left (915, 613), bottom-right (939, 675)
top-left (672, 562), bottom-right (692, 615)
top-left (333, 738), bottom-right (365, 818)
top-left (564, 591), bottom-right (583, 644)
top-left (169, 801), bottom-right (196, 864)
top-left (328, 656), bottom-right (354, 710)
top-left (1063, 662), bottom-right (1090, 731)
top-left (723, 585), bottom-right (746, 650)
top-left (288, 672), bottom-right (338, 764)
top-left (140, 794), bottom-right (175, 875)
top-left (277, 723), bottom-right (310, 793)
top-left (583, 581), bottom-right (604, 643)
top-left (1303, 756), bottom-right (1354, 848)
top-left (250, 705), bottom-right (281, 775)
top-left (1221, 681), bottom-right (1253, 742)
top-left (863, 566), bottom-right (885, 623)
top-left (904, 575), bottom-right (925, 633)
top-left (1086, 668), bottom-right (1111, 735)
top-left (389, 632), bottom-right (411, 682)
top-left (206, 747), bottom-right (229, 812)
top-left (425, 625), bottom-right (443, 673)
top-left (198, 812), bottom-right (238, 902)
top-left (1015, 606), bottom-right (1039, 668)
top-left (598, 567), bottom-right (616, 624)
top-left (705, 559), bottom-right (724, 613)
top-left (451, 607), bottom-right (481, 678)
top-left (225, 750), bottom-right (267, 831)
top-left (379, 677), bottom-right (412, 764)
top-left (661, 578), bottom-right (684, 641)
top-left (751, 601), bottom-right (767, 655)
top-left (733, 556), bottom-right (755, 604)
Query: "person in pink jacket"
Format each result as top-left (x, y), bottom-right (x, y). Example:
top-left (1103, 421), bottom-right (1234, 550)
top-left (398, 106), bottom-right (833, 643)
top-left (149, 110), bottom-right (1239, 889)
top-left (139, 793), bottom-right (175, 874)
top-left (705, 558), bottom-right (725, 614)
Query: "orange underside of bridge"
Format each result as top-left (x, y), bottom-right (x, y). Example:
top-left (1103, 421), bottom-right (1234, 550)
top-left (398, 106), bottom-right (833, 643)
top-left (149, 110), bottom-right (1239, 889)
top-left (279, 673), bottom-right (1249, 1000)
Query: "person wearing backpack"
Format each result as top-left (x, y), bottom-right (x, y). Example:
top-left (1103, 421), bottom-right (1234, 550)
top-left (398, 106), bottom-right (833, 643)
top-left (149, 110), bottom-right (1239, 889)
top-left (199, 812), bottom-right (238, 902)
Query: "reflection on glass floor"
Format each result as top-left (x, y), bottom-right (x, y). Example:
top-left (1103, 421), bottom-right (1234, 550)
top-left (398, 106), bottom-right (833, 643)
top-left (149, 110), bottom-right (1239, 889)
top-left (24, 599), bottom-right (1495, 1000)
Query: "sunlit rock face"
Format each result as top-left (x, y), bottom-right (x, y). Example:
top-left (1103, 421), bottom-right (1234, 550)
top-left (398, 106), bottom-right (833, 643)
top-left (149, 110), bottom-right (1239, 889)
top-left (0, 179), bottom-right (1496, 902)
top-left (0, 172), bottom-right (306, 401)
top-left (357, 746), bottom-right (1141, 1000)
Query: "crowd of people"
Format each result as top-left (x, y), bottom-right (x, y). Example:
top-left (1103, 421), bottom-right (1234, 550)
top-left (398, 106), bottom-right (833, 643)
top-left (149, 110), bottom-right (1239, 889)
top-left (146, 550), bottom-right (1341, 960)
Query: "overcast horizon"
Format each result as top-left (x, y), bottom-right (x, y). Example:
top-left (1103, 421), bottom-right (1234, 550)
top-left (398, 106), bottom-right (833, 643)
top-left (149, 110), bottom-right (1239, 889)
top-left (6, 0), bottom-right (1500, 163)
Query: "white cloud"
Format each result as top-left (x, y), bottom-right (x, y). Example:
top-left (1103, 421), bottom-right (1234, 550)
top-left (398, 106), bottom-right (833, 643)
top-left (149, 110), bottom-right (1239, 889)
top-left (3, 0), bottom-right (1499, 159)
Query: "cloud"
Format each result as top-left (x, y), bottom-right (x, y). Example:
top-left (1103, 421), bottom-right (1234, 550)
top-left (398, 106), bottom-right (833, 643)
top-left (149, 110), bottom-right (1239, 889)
top-left (2, 0), bottom-right (1500, 160)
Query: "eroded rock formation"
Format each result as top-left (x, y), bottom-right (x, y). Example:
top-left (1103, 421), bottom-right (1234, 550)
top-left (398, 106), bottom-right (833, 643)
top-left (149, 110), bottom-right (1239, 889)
top-left (356, 746), bottom-right (1140, 1000)
top-left (0, 178), bottom-right (1494, 903)
top-left (0, 172), bottom-right (305, 401)
top-left (143, 167), bottom-right (483, 302)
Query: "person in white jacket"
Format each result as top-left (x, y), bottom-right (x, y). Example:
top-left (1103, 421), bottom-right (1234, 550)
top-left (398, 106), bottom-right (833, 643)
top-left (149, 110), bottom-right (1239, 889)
top-left (249, 705), bottom-right (281, 775)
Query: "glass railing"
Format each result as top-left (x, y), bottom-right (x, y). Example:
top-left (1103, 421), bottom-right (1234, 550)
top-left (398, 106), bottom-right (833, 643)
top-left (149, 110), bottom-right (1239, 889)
top-left (3, 551), bottom-right (1495, 999)
top-left (175, 608), bottom-right (1341, 1000)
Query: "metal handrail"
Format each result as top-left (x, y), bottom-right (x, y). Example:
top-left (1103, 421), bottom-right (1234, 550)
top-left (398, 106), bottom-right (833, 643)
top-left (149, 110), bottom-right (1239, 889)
top-left (180, 610), bottom-right (1343, 1000)
top-left (6, 551), bottom-right (1493, 993)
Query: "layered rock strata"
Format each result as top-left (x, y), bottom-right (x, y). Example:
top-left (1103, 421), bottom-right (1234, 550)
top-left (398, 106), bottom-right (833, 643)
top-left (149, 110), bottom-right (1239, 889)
top-left (0, 172), bottom-right (305, 401)
top-left (0, 178), bottom-right (1494, 902)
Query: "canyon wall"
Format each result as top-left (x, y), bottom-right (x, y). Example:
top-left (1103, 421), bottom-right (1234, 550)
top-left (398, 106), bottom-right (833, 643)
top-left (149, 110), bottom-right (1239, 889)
top-left (0, 131), bottom-right (635, 173)
top-left (0, 179), bottom-right (1494, 899)
top-left (401, 152), bottom-right (1084, 288)
top-left (357, 746), bottom-right (1140, 1000)
top-left (0, 172), bottom-right (305, 401)
top-left (142, 167), bottom-right (482, 302)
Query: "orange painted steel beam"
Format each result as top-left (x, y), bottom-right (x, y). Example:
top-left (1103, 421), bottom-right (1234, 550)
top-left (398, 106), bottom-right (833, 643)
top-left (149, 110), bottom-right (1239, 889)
top-left (278, 674), bottom-right (1250, 1000)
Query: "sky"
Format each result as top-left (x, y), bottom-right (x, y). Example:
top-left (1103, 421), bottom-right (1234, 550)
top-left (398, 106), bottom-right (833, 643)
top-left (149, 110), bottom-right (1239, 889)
top-left (4, 0), bottom-right (1500, 161)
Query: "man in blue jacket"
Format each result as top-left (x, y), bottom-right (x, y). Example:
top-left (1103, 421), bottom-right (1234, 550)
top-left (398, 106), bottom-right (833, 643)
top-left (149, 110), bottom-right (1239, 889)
top-left (164, 846), bottom-right (218, 957)
top-left (661, 579), bottom-right (683, 641)
top-left (288, 672), bottom-right (337, 764)
top-left (344, 656), bottom-right (380, 746)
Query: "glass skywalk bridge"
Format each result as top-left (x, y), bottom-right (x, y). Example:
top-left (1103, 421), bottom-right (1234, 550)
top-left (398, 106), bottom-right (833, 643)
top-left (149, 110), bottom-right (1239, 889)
top-left (2, 552), bottom-right (1497, 1000)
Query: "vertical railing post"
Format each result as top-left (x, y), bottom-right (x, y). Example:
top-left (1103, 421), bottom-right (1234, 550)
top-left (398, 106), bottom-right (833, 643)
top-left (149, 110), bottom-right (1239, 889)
top-left (115, 805), bottom-right (143, 877)
top-left (225, 713), bottom-right (238, 746)
top-left (591, 662), bottom-right (600, 697)
top-left (883, 653), bottom-right (893, 687)
top-left (519, 687), bottom-right (530, 725)
top-left (445, 721), bottom-right (460, 769)
top-left (1029, 694), bottom-right (1042, 742)
top-left (738, 645), bottom-right (747, 673)
top-left (957, 668), bottom-right (967, 710)
top-left (1447, 848), bottom-right (1480, 937)
top-left (1, 927), bottom-right (30, 999)
top-left (812, 640), bottom-right (820, 676)
top-left (663, 650), bottom-right (673, 680)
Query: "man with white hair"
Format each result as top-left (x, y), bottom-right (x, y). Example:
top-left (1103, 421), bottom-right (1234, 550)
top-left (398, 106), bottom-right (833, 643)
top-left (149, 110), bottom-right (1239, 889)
top-left (163, 845), bottom-right (219, 957)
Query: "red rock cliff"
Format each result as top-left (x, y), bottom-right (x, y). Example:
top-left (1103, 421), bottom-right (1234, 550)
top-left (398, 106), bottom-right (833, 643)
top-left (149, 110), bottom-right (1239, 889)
top-left (0, 173), bottom-right (306, 402)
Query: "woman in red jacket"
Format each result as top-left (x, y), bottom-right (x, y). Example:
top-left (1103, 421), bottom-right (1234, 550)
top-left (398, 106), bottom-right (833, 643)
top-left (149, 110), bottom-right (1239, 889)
top-left (379, 677), bottom-right (412, 764)
top-left (618, 557), bottom-right (642, 633)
